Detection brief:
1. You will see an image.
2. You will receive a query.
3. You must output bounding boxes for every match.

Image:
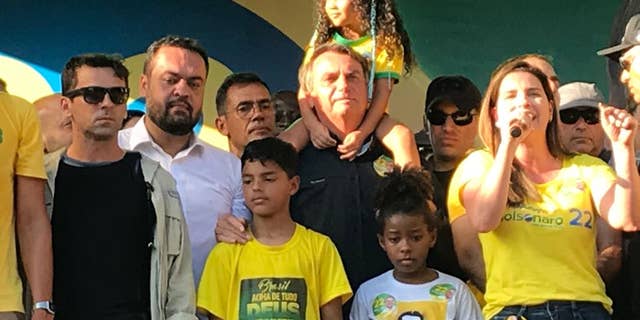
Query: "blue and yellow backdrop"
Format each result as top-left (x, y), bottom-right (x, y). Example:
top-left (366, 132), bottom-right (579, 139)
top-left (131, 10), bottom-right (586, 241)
top-left (0, 0), bottom-right (620, 147)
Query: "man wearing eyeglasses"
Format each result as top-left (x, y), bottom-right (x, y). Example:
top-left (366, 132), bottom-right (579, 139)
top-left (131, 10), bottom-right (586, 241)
top-left (598, 13), bottom-right (640, 319)
top-left (214, 72), bottom-right (276, 157)
top-left (48, 53), bottom-right (196, 320)
top-left (118, 36), bottom-right (250, 292)
top-left (421, 75), bottom-right (483, 289)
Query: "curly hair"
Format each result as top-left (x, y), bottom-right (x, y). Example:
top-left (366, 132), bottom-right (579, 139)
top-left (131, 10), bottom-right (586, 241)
top-left (314, 0), bottom-right (415, 74)
top-left (374, 167), bottom-right (437, 234)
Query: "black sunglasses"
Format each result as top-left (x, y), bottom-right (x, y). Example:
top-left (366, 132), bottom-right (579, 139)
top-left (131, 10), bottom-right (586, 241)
top-left (559, 108), bottom-right (599, 125)
top-left (426, 108), bottom-right (475, 126)
top-left (64, 86), bottom-right (129, 105)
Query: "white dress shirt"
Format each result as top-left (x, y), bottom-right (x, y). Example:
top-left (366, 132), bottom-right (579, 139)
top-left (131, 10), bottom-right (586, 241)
top-left (119, 118), bottom-right (250, 286)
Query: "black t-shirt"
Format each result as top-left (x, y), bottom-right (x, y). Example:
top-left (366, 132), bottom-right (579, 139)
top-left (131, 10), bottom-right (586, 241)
top-left (425, 167), bottom-right (467, 281)
top-left (420, 153), bottom-right (468, 281)
top-left (52, 152), bottom-right (155, 320)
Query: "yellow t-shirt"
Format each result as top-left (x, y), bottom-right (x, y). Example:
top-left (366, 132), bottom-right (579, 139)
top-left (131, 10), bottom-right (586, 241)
top-left (304, 32), bottom-right (404, 82)
top-left (0, 93), bottom-right (46, 312)
top-left (197, 223), bottom-right (352, 320)
top-left (447, 150), bottom-right (614, 318)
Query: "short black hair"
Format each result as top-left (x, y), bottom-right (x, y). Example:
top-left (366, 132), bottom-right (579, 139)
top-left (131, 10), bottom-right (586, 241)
top-left (241, 137), bottom-right (297, 178)
top-left (374, 167), bottom-right (438, 234)
top-left (143, 35), bottom-right (209, 75)
top-left (215, 72), bottom-right (270, 115)
top-left (61, 53), bottom-right (129, 94)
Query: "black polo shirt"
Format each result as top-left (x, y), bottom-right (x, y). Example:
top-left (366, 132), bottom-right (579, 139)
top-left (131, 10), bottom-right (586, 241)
top-left (291, 138), bottom-right (392, 296)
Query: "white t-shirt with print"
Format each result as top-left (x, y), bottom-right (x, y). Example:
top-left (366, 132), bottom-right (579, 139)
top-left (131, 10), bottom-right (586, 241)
top-left (350, 270), bottom-right (482, 320)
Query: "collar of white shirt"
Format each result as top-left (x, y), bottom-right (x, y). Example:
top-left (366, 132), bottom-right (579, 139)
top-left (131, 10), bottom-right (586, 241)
top-left (121, 115), bottom-right (203, 159)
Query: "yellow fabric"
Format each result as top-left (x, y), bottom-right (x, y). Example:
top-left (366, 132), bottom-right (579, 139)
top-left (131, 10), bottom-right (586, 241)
top-left (447, 149), bottom-right (615, 319)
top-left (0, 93), bottom-right (45, 312)
top-left (303, 32), bottom-right (403, 82)
top-left (467, 281), bottom-right (486, 308)
top-left (197, 223), bottom-right (352, 320)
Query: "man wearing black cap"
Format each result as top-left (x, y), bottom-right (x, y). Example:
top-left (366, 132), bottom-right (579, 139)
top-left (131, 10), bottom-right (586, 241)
top-left (598, 13), bottom-right (640, 320)
top-left (420, 75), bottom-right (484, 289)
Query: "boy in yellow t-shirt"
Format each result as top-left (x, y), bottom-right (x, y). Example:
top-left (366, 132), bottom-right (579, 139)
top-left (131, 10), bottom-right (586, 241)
top-left (197, 137), bottom-right (352, 320)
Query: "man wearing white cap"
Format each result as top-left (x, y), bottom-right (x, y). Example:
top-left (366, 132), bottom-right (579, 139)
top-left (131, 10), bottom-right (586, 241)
top-left (557, 82), bottom-right (607, 158)
top-left (557, 82), bottom-right (623, 290)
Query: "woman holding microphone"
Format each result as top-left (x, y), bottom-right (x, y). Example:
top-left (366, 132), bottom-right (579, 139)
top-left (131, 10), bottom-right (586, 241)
top-left (447, 58), bottom-right (640, 320)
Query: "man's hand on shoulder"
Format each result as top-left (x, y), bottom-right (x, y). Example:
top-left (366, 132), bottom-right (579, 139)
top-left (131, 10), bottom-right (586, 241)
top-left (215, 214), bottom-right (250, 244)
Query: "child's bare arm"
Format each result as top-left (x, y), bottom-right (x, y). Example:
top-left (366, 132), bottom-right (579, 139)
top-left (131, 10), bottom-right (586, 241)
top-left (299, 90), bottom-right (336, 148)
top-left (278, 118), bottom-right (310, 152)
top-left (320, 297), bottom-right (343, 319)
top-left (338, 79), bottom-right (392, 160)
top-left (375, 115), bottom-right (421, 168)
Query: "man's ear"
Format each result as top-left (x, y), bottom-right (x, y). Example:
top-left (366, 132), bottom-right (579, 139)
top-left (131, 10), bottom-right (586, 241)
top-left (289, 175), bottom-right (300, 196)
top-left (139, 74), bottom-right (149, 97)
top-left (61, 96), bottom-right (72, 117)
top-left (215, 116), bottom-right (229, 136)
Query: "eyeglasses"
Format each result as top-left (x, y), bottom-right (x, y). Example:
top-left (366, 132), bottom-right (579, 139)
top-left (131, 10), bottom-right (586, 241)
top-left (233, 100), bottom-right (274, 119)
top-left (426, 108), bottom-right (475, 126)
top-left (64, 86), bottom-right (129, 105)
top-left (559, 108), bottom-right (599, 125)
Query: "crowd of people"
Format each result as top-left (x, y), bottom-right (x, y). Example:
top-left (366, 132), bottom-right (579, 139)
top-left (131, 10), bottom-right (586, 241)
top-left (2, 1), bottom-right (640, 320)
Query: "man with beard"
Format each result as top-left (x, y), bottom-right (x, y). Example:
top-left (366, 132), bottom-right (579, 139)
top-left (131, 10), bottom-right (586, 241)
top-left (598, 15), bottom-right (640, 319)
top-left (119, 36), bottom-right (250, 288)
top-left (49, 53), bottom-right (195, 319)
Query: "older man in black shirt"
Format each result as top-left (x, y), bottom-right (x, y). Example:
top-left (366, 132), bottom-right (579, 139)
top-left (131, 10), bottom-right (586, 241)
top-left (291, 44), bottom-right (412, 315)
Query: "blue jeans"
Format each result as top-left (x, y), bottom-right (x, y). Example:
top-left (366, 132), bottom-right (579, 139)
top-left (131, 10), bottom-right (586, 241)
top-left (491, 301), bottom-right (610, 320)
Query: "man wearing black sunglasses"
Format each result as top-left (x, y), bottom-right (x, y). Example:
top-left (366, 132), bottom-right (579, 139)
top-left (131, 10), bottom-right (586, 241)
top-left (421, 75), bottom-right (483, 289)
top-left (557, 82), bottom-right (607, 159)
top-left (46, 53), bottom-right (196, 320)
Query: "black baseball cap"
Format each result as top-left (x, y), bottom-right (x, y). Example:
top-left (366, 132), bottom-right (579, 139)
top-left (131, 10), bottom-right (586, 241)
top-left (424, 75), bottom-right (481, 114)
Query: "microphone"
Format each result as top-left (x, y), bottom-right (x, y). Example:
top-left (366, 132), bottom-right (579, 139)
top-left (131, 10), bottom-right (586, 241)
top-left (510, 126), bottom-right (522, 138)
